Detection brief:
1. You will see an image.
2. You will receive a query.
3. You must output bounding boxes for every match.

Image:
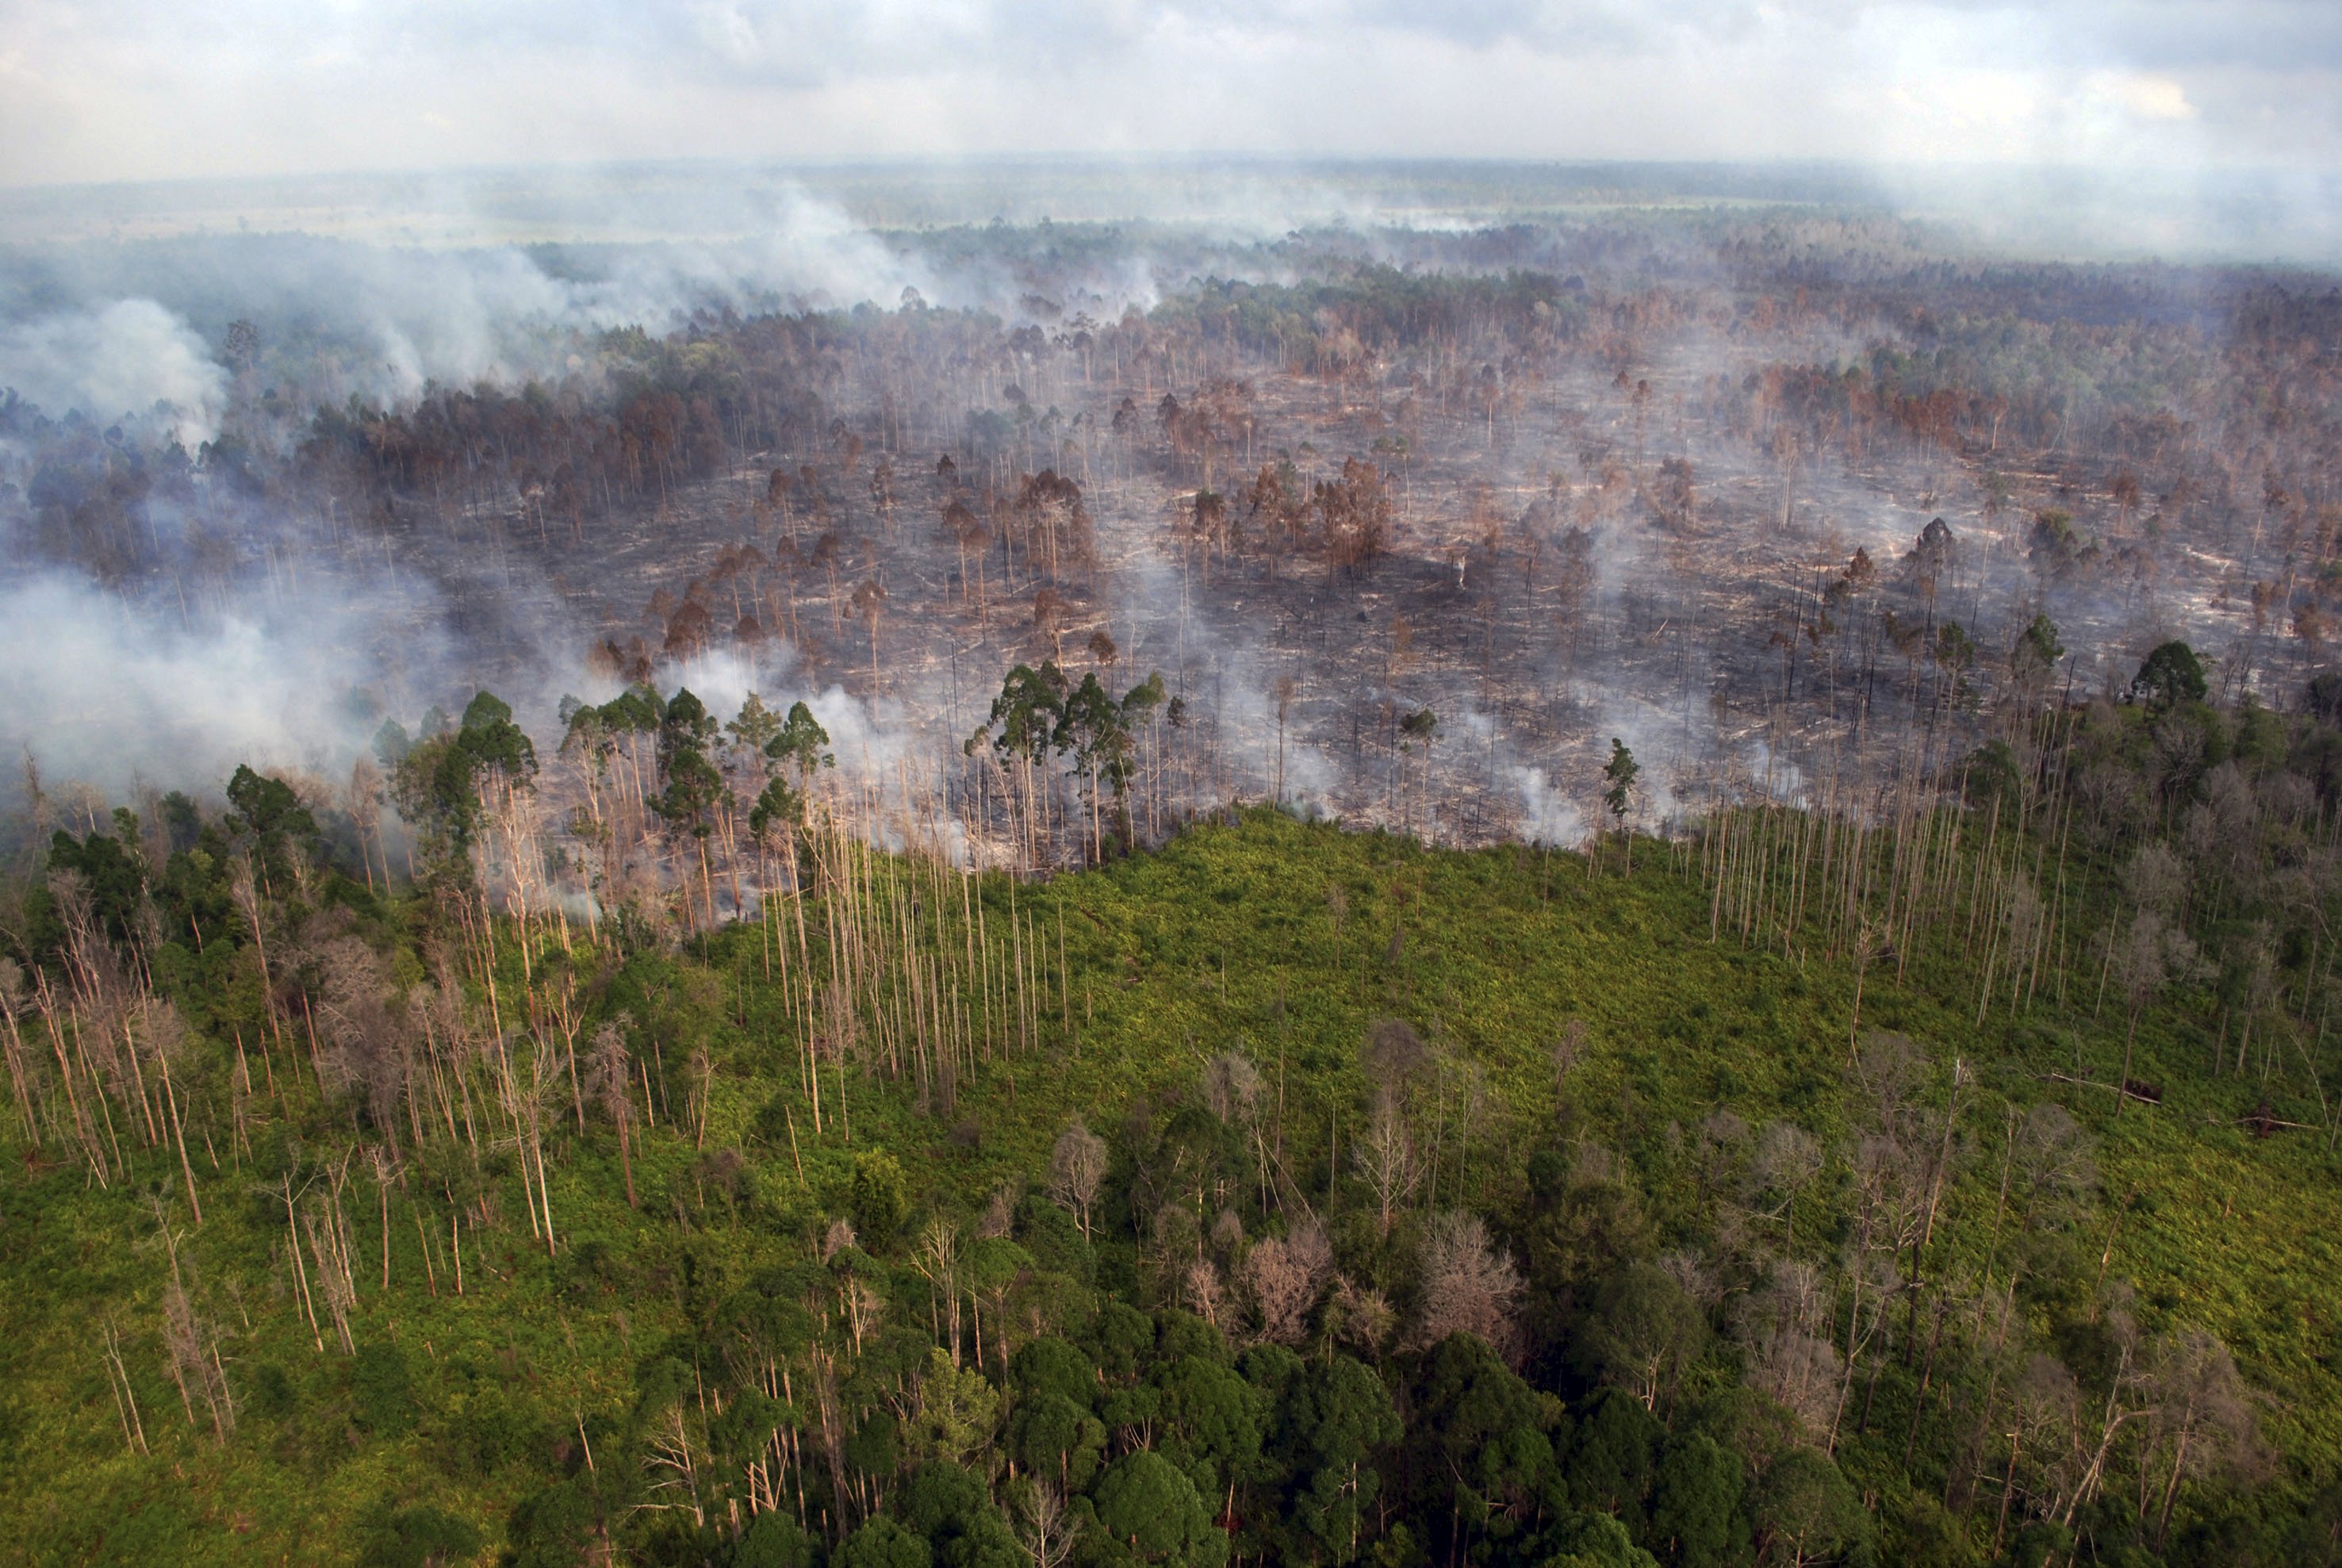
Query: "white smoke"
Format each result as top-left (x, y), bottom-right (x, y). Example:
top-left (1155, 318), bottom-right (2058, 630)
top-left (657, 645), bottom-right (800, 725)
top-left (0, 572), bottom-right (402, 792)
top-left (1508, 765), bottom-right (1586, 846)
top-left (335, 189), bottom-right (941, 401)
top-left (0, 181), bottom-right (951, 420)
top-left (0, 298), bottom-right (228, 447)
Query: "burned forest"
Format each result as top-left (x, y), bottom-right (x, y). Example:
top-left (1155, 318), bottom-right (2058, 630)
top-left (16, 207), bottom-right (2342, 886)
top-left (5, 167), bottom-right (2342, 1568)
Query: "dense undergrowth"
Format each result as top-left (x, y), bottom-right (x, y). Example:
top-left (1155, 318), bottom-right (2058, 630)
top-left (5, 773), bottom-right (2342, 1566)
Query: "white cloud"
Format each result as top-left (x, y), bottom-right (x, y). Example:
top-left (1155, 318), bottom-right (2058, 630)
top-left (0, 0), bottom-right (2334, 186)
top-left (2088, 71), bottom-right (2198, 123)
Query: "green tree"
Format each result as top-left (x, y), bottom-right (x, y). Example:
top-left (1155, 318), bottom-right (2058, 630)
top-left (734, 1511), bottom-right (815, 1568)
top-left (902, 1460), bottom-right (1023, 1568)
top-left (43, 822), bottom-right (151, 945)
top-left (1014, 1336), bottom-right (1102, 1408)
top-left (1575, 1263), bottom-right (1708, 1413)
top-left (769, 700), bottom-right (835, 778)
top-left (1122, 671), bottom-right (1167, 729)
top-left (1035, 668), bottom-right (1166, 858)
top-left (1603, 738), bottom-right (1640, 871)
top-left (457, 689), bottom-right (536, 776)
top-left (1649, 1434), bottom-right (1743, 1568)
top-left (1753, 1448), bottom-right (1869, 1567)
top-left (1877, 1492), bottom-right (1975, 1568)
top-left (1531, 1509), bottom-right (1664, 1568)
top-left (1409, 1333), bottom-right (1562, 1560)
top-left (2026, 510), bottom-right (2088, 585)
top-left (224, 764), bottom-right (318, 888)
top-left (978, 662), bottom-right (1071, 866)
top-left (726, 691), bottom-right (785, 756)
top-left (748, 775), bottom-right (809, 857)
top-left (1156, 1353), bottom-right (1267, 1500)
top-left (1567, 1388), bottom-right (1663, 1528)
top-left (735, 677), bottom-right (831, 880)
top-left (1090, 1302), bottom-right (1155, 1383)
top-left (1521, 1146), bottom-right (1656, 1347)
top-left (853, 1148), bottom-right (910, 1248)
top-left (1267, 1353), bottom-right (1401, 1566)
top-left (355, 1498), bottom-right (481, 1568)
top-left (1092, 1450), bottom-right (1226, 1568)
top-left (2011, 614), bottom-right (2064, 685)
top-left (1961, 740), bottom-right (2024, 811)
top-left (1010, 1390), bottom-right (1107, 1493)
top-left (372, 719), bottom-right (414, 769)
top-left (1056, 672), bottom-right (1133, 861)
top-left (907, 1348), bottom-right (1000, 1470)
top-left (2132, 642), bottom-right (2208, 712)
top-left (386, 689), bottom-right (537, 878)
top-left (835, 1516), bottom-right (933, 1568)
top-left (846, 1409), bottom-right (900, 1488)
top-left (655, 688), bottom-right (726, 838)
top-left (502, 1478), bottom-right (600, 1568)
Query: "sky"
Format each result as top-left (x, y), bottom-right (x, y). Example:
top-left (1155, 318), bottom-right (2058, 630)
top-left (2, 1), bottom-right (2340, 188)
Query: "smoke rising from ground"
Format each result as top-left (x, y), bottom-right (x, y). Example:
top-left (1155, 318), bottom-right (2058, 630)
top-left (0, 170), bottom-right (1352, 436)
top-left (3, 157), bottom-right (2332, 449)
top-left (0, 298), bottom-right (228, 447)
top-left (0, 572), bottom-right (423, 792)
top-left (0, 183), bottom-right (948, 423)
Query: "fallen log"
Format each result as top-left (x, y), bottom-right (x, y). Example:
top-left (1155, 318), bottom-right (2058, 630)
top-left (2040, 1071), bottom-right (2162, 1105)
